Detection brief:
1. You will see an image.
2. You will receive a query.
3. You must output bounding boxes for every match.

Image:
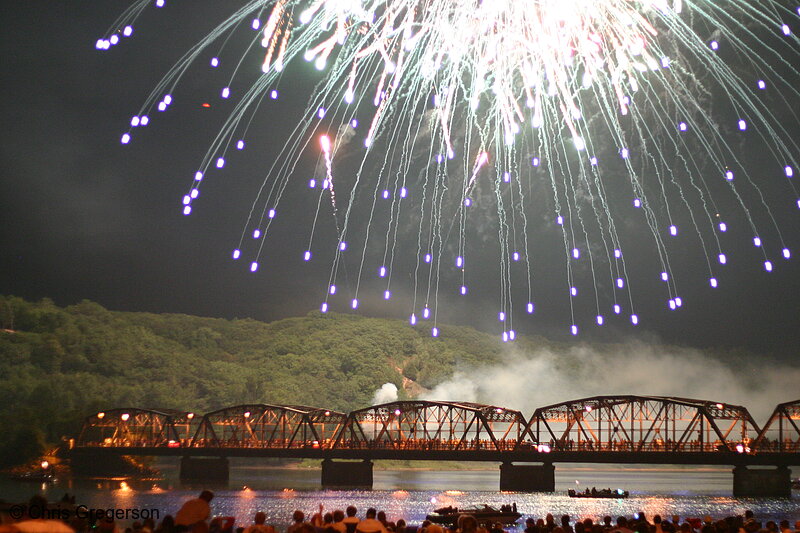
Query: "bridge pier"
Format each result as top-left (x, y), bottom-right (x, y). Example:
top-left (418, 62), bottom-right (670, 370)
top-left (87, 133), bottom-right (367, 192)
top-left (321, 459), bottom-right (373, 488)
top-left (499, 462), bottom-right (555, 492)
top-left (180, 456), bottom-right (229, 483)
top-left (732, 466), bottom-right (791, 497)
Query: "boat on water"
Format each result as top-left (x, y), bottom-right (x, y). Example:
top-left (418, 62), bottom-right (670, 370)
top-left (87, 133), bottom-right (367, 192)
top-left (426, 504), bottom-right (521, 525)
top-left (10, 470), bottom-right (57, 483)
top-left (568, 488), bottom-right (629, 499)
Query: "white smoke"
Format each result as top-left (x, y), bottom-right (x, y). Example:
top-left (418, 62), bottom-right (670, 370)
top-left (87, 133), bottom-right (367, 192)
top-left (372, 382), bottom-right (399, 405)
top-left (424, 342), bottom-right (799, 422)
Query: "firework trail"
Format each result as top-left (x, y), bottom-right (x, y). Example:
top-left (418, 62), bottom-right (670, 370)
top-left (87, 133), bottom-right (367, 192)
top-left (100, 0), bottom-right (800, 339)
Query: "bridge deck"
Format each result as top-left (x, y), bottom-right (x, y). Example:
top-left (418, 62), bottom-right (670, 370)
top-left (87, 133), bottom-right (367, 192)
top-left (68, 446), bottom-right (799, 466)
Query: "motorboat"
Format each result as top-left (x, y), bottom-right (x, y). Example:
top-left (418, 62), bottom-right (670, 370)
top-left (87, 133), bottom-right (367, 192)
top-left (426, 504), bottom-right (522, 525)
top-left (10, 470), bottom-right (57, 483)
top-left (568, 488), bottom-right (629, 498)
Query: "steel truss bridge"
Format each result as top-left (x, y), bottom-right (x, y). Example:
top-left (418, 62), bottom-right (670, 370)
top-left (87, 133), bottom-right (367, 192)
top-left (69, 396), bottom-right (799, 494)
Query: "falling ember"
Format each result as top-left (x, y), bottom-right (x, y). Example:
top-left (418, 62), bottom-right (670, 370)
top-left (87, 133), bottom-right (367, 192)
top-left (319, 134), bottom-right (338, 215)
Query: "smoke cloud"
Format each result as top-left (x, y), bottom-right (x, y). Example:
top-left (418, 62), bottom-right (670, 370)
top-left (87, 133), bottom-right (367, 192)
top-left (372, 382), bottom-right (399, 405)
top-left (424, 342), bottom-right (798, 422)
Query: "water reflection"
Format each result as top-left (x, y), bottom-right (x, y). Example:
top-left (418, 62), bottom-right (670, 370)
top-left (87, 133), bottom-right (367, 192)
top-left (0, 463), bottom-right (796, 530)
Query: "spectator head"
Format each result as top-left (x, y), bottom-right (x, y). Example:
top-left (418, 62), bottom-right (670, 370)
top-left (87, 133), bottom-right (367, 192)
top-left (745, 512), bottom-right (754, 520)
top-left (428, 524), bottom-right (444, 533)
top-left (346, 507), bottom-right (358, 518)
top-left (575, 522), bottom-right (585, 533)
top-left (397, 521), bottom-right (406, 529)
top-left (255, 512), bottom-right (266, 525)
top-left (616, 517), bottom-right (628, 528)
top-left (199, 490), bottom-right (214, 502)
top-left (366, 509), bottom-right (377, 519)
top-left (334, 511), bottom-right (345, 522)
top-left (293, 510), bottom-right (305, 523)
top-left (526, 519), bottom-right (536, 527)
top-left (377, 512), bottom-right (387, 523)
top-left (562, 516), bottom-right (571, 526)
top-left (547, 515), bottom-right (555, 524)
top-left (603, 517), bottom-right (612, 527)
top-left (655, 517), bottom-right (662, 525)
top-left (324, 513), bottom-right (333, 525)
top-left (457, 515), bottom-right (478, 533)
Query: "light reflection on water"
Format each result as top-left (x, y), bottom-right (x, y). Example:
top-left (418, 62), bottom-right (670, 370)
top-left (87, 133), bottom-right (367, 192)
top-left (1, 462), bottom-right (796, 529)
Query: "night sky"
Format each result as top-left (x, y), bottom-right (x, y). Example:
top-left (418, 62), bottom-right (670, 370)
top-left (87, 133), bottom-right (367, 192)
top-left (2, 1), bottom-right (799, 360)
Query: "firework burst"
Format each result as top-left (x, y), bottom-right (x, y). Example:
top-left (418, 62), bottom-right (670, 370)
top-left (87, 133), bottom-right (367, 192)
top-left (99, 0), bottom-right (800, 339)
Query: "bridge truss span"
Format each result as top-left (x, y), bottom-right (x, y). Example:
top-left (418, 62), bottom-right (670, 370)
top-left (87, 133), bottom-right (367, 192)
top-left (519, 395), bottom-right (761, 454)
top-left (333, 401), bottom-right (526, 451)
top-left (77, 408), bottom-right (195, 448)
top-left (190, 404), bottom-right (347, 449)
top-left (754, 399), bottom-right (800, 453)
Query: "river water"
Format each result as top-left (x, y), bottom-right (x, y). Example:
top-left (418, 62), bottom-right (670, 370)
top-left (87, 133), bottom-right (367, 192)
top-left (1, 461), bottom-right (797, 529)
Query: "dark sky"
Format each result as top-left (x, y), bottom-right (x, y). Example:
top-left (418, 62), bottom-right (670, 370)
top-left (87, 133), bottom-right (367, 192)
top-left (1, 1), bottom-right (799, 360)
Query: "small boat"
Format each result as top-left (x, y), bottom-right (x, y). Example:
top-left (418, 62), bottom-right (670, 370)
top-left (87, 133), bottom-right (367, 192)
top-left (10, 471), bottom-right (57, 483)
top-left (426, 504), bottom-right (521, 525)
top-left (568, 488), bottom-right (629, 499)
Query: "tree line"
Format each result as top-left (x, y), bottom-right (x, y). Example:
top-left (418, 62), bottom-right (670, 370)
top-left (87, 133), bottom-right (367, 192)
top-left (0, 295), bottom-right (531, 467)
